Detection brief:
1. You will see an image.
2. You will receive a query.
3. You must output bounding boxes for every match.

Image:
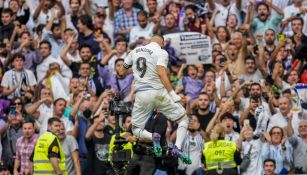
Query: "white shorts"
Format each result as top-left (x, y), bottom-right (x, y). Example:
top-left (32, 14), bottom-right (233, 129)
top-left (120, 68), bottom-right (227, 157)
top-left (132, 88), bottom-right (186, 128)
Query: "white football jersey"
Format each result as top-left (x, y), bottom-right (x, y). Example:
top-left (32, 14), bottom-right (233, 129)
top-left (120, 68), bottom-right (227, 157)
top-left (124, 42), bottom-right (169, 91)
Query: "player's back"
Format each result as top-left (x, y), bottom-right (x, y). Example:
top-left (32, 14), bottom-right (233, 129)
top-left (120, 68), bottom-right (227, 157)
top-left (129, 42), bottom-right (168, 91)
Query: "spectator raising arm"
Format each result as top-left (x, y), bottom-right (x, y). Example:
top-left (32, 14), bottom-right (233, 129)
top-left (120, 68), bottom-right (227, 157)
top-left (265, 0), bottom-right (284, 16)
top-left (55, 0), bottom-right (65, 17)
top-left (25, 97), bottom-right (52, 119)
top-left (287, 112), bottom-right (294, 138)
top-left (32, 0), bottom-right (45, 21)
top-left (85, 112), bottom-right (106, 140)
top-left (60, 33), bottom-right (76, 66)
top-left (71, 148), bottom-right (81, 175)
top-left (235, 0), bottom-right (242, 11)
top-left (207, 0), bottom-right (216, 11)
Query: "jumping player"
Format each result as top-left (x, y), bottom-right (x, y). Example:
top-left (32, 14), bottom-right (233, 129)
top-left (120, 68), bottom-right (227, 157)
top-left (119, 35), bottom-right (191, 164)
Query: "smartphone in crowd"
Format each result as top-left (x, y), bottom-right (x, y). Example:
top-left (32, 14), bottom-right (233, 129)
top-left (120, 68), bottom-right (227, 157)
top-left (278, 34), bottom-right (285, 41)
top-left (10, 106), bottom-right (16, 117)
top-left (244, 119), bottom-right (250, 127)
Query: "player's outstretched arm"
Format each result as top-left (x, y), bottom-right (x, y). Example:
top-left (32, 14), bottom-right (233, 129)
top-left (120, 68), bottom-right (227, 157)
top-left (119, 51), bottom-right (133, 77)
top-left (157, 65), bottom-right (173, 93)
top-left (157, 65), bottom-right (181, 102)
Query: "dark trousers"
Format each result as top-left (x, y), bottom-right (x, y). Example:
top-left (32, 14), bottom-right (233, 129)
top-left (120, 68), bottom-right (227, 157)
top-left (125, 154), bottom-right (156, 175)
top-left (206, 168), bottom-right (238, 175)
top-left (80, 157), bottom-right (88, 175)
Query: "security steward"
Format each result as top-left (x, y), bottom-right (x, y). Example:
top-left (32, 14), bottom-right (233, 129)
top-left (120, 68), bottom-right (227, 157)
top-left (203, 122), bottom-right (241, 175)
top-left (30, 117), bottom-right (67, 175)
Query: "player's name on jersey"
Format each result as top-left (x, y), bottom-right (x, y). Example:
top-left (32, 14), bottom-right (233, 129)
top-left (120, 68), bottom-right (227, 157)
top-left (136, 48), bottom-right (153, 55)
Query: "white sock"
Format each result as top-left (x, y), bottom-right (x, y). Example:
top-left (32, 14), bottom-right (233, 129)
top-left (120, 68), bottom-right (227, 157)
top-left (175, 116), bottom-right (189, 149)
top-left (132, 128), bottom-right (153, 140)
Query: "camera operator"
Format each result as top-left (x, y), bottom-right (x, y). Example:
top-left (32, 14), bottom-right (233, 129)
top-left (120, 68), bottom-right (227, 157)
top-left (108, 115), bottom-right (134, 174)
top-left (104, 114), bottom-right (124, 136)
top-left (126, 111), bottom-right (173, 175)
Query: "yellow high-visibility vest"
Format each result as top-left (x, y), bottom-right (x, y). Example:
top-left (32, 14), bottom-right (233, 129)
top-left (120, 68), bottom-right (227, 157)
top-left (108, 132), bottom-right (134, 161)
top-left (33, 132), bottom-right (67, 175)
top-left (203, 140), bottom-right (237, 170)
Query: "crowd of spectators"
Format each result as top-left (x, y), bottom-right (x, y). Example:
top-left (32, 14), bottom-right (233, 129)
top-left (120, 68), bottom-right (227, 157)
top-left (0, 0), bottom-right (306, 174)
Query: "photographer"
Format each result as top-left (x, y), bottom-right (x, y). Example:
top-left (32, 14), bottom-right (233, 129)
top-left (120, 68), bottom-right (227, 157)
top-left (104, 114), bottom-right (124, 136)
top-left (108, 117), bottom-right (134, 174)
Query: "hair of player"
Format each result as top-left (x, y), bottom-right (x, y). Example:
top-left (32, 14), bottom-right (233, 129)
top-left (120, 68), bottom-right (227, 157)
top-left (152, 34), bottom-right (164, 41)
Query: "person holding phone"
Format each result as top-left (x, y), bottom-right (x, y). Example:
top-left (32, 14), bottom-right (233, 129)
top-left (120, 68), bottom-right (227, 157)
top-left (184, 4), bottom-right (206, 34)
top-left (0, 97), bottom-right (24, 172)
top-left (239, 93), bottom-right (262, 131)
